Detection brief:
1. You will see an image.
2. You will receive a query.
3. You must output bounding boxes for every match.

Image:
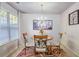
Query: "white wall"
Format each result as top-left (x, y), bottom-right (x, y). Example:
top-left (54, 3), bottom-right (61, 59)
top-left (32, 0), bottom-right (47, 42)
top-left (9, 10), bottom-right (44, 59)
top-left (61, 2), bottom-right (79, 56)
top-left (21, 14), bottom-right (61, 46)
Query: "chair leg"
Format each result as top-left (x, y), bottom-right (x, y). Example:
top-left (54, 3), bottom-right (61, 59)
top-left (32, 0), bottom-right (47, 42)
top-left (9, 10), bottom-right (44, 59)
top-left (25, 42), bottom-right (26, 55)
top-left (25, 47), bottom-right (26, 55)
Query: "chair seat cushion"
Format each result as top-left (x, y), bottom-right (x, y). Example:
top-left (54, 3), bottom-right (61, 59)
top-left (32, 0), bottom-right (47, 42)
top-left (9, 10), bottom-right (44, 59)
top-left (36, 48), bottom-right (46, 52)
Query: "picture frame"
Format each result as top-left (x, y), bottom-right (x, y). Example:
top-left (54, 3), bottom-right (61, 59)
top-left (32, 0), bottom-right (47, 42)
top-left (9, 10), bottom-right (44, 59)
top-left (33, 20), bottom-right (53, 30)
top-left (69, 10), bottom-right (79, 25)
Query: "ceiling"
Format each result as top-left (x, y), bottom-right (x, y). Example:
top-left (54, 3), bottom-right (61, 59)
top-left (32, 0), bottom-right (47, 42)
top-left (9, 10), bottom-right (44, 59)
top-left (8, 2), bottom-right (75, 14)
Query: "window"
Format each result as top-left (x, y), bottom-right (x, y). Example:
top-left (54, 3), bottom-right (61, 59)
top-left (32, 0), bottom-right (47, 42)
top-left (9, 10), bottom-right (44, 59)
top-left (0, 9), bottom-right (9, 45)
top-left (10, 14), bottom-right (19, 40)
top-left (0, 9), bottom-right (19, 45)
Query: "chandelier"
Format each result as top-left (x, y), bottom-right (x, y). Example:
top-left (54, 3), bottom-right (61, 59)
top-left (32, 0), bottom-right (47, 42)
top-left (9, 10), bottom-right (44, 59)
top-left (36, 3), bottom-right (47, 20)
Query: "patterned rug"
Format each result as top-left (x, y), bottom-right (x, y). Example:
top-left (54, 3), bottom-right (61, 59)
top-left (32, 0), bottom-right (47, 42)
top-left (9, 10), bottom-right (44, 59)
top-left (17, 46), bottom-right (65, 57)
top-left (17, 47), bottom-right (45, 57)
top-left (17, 47), bottom-right (35, 57)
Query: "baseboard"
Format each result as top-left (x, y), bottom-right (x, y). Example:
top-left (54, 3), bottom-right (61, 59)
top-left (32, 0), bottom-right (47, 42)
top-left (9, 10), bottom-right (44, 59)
top-left (61, 43), bottom-right (79, 57)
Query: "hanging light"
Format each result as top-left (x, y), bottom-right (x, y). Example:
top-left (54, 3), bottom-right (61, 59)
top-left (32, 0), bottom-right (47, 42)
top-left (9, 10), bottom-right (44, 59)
top-left (41, 4), bottom-right (43, 14)
top-left (40, 4), bottom-right (44, 20)
top-left (36, 3), bottom-right (47, 20)
top-left (40, 4), bottom-right (44, 30)
top-left (40, 3), bottom-right (47, 20)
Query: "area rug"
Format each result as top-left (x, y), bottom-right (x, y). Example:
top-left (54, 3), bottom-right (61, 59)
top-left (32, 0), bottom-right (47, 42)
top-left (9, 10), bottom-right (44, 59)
top-left (17, 46), bottom-right (65, 57)
top-left (17, 47), bottom-right (35, 57)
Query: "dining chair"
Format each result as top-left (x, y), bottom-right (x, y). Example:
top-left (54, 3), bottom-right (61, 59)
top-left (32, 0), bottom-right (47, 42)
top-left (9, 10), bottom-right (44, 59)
top-left (22, 32), bottom-right (28, 55)
top-left (34, 35), bottom-right (48, 55)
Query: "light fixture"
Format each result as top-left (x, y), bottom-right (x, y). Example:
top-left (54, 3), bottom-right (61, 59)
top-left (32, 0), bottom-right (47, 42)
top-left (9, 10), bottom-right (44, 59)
top-left (40, 3), bottom-right (47, 20)
top-left (41, 4), bottom-right (43, 14)
top-left (36, 3), bottom-right (47, 20)
top-left (40, 3), bottom-right (44, 20)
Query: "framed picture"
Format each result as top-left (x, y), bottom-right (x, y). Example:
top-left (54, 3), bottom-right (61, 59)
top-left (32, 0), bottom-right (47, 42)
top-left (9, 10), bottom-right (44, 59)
top-left (33, 20), bottom-right (52, 30)
top-left (69, 10), bottom-right (79, 25)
